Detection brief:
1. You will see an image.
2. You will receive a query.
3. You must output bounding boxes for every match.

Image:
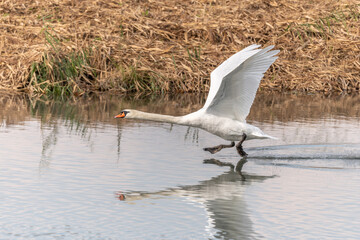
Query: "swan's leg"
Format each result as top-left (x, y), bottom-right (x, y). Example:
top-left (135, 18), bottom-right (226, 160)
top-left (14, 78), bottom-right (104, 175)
top-left (236, 134), bottom-right (248, 157)
top-left (203, 141), bottom-right (235, 154)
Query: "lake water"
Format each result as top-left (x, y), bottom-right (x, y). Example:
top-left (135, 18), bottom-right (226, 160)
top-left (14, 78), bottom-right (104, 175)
top-left (1, 93), bottom-right (360, 239)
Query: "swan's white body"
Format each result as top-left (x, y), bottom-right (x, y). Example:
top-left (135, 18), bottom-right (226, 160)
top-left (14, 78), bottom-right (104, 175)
top-left (124, 109), bottom-right (272, 141)
top-left (116, 45), bottom-right (279, 154)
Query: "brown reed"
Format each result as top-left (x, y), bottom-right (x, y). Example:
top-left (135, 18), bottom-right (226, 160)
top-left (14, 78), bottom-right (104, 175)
top-left (0, 0), bottom-right (359, 95)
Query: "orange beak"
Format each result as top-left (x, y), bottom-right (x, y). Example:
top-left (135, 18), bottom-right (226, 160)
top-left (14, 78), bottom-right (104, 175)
top-left (114, 112), bottom-right (126, 118)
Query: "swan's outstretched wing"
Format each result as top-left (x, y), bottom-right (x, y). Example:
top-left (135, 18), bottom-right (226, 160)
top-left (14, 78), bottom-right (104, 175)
top-left (203, 45), bottom-right (279, 122)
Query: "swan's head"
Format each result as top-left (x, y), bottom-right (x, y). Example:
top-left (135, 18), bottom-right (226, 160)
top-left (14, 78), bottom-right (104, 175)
top-left (114, 110), bottom-right (131, 119)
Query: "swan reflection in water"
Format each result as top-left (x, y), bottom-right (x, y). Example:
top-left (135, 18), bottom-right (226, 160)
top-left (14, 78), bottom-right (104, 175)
top-left (203, 157), bottom-right (248, 180)
top-left (115, 158), bottom-right (276, 239)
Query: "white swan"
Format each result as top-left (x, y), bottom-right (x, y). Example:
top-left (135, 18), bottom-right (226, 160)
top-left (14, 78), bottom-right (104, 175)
top-left (115, 45), bottom-right (279, 156)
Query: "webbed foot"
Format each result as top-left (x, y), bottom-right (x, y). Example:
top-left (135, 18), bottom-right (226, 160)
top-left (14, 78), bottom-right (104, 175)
top-left (203, 141), bottom-right (235, 154)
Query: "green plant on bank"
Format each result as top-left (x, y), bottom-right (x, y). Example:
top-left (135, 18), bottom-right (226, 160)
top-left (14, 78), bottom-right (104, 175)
top-left (142, 9), bottom-right (150, 17)
top-left (186, 46), bottom-right (202, 68)
top-left (284, 5), bottom-right (360, 40)
top-left (29, 21), bottom-right (168, 97)
top-left (29, 22), bottom-right (96, 97)
top-left (119, 65), bottom-right (165, 92)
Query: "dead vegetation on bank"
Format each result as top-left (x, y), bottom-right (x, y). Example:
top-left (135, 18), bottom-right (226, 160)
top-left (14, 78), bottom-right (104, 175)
top-left (0, 0), bottom-right (359, 96)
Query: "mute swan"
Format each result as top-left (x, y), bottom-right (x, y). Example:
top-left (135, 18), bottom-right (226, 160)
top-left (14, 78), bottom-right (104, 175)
top-left (115, 45), bottom-right (279, 156)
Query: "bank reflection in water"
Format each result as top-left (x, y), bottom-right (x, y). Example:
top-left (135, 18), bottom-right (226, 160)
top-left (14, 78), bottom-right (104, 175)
top-left (1, 92), bottom-right (360, 162)
top-left (116, 159), bottom-right (276, 240)
top-left (2, 92), bottom-right (360, 125)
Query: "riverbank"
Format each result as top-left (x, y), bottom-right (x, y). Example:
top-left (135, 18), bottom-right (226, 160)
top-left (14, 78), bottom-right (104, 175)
top-left (1, 0), bottom-right (359, 96)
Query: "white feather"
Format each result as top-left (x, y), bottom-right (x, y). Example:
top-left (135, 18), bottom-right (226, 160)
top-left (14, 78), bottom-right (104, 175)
top-left (204, 45), bottom-right (279, 122)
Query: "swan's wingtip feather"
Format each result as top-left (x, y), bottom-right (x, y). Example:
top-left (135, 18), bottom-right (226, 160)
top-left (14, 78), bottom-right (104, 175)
top-left (244, 44), bottom-right (279, 53)
top-left (244, 44), bottom-right (261, 51)
top-left (247, 45), bottom-right (280, 58)
top-left (270, 49), bottom-right (280, 55)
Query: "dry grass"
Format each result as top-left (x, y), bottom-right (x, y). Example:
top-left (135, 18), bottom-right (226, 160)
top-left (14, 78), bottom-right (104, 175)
top-left (0, 0), bottom-right (359, 95)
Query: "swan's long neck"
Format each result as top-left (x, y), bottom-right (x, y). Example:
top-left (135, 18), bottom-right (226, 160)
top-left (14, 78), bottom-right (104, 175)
top-left (129, 110), bottom-right (185, 125)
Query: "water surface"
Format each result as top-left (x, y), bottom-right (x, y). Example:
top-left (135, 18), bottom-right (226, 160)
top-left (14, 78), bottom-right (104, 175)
top-left (1, 93), bottom-right (360, 239)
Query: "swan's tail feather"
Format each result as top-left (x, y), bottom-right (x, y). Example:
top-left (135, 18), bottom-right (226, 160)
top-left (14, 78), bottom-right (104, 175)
top-left (264, 135), bottom-right (278, 140)
top-left (252, 132), bottom-right (278, 140)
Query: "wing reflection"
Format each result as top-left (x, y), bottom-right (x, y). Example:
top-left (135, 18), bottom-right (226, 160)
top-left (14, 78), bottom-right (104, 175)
top-left (115, 159), bottom-right (276, 239)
